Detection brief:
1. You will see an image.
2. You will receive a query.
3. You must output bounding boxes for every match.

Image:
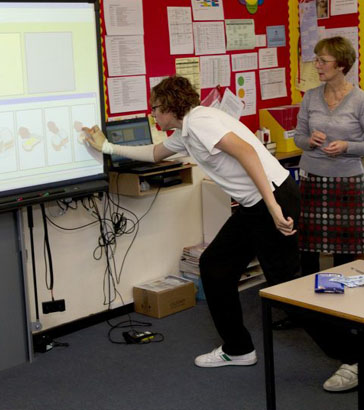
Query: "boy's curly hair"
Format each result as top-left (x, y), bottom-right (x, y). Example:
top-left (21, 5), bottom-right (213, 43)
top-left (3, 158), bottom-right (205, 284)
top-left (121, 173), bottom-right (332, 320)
top-left (150, 75), bottom-right (200, 120)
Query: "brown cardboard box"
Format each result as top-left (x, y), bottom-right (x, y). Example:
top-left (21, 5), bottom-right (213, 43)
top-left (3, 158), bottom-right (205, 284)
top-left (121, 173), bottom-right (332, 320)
top-left (133, 275), bottom-right (196, 318)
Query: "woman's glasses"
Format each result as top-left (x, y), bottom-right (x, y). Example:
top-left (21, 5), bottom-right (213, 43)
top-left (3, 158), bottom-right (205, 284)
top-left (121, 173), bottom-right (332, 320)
top-left (313, 56), bottom-right (336, 66)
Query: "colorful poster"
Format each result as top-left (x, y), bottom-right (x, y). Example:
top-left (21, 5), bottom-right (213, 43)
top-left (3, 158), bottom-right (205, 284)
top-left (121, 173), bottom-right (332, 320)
top-left (267, 25), bottom-right (286, 48)
top-left (235, 71), bottom-right (256, 116)
top-left (299, 0), bottom-right (319, 62)
top-left (191, 0), bottom-right (224, 21)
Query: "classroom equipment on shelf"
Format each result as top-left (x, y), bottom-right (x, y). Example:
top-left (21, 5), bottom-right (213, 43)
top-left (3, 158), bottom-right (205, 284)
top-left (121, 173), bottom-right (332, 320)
top-left (179, 243), bottom-right (209, 301)
top-left (259, 104), bottom-right (302, 153)
top-left (106, 117), bottom-right (168, 173)
top-left (108, 164), bottom-right (194, 196)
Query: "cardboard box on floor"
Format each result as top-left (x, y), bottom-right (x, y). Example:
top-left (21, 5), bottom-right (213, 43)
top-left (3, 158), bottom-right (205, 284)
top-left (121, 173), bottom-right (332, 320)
top-left (133, 275), bottom-right (196, 318)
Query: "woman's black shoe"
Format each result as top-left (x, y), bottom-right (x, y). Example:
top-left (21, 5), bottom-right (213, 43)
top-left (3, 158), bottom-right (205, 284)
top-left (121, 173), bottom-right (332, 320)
top-left (272, 317), bottom-right (298, 330)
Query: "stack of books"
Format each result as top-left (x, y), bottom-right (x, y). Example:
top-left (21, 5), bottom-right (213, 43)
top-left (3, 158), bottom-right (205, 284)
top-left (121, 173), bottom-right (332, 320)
top-left (264, 141), bottom-right (277, 155)
top-left (179, 244), bottom-right (265, 297)
top-left (179, 242), bottom-right (208, 300)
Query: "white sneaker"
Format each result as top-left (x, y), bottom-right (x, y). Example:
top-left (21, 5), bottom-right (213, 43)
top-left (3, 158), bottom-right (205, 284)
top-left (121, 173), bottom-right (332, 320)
top-left (323, 363), bottom-right (358, 392)
top-left (194, 346), bottom-right (257, 368)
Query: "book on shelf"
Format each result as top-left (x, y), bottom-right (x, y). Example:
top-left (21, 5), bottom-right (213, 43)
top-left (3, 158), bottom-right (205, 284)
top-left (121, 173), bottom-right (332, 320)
top-left (180, 244), bottom-right (264, 294)
top-left (263, 141), bottom-right (277, 155)
top-left (180, 243), bottom-right (261, 277)
top-left (179, 243), bottom-right (206, 300)
top-left (182, 242), bottom-right (209, 259)
top-left (179, 242), bottom-right (208, 277)
top-left (180, 258), bottom-right (200, 275)
top-left (264, 142), bottom-right (277, 149)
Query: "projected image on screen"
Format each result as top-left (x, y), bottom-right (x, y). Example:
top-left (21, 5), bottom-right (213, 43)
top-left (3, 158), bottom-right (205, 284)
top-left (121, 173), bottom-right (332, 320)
top-left (0, 125), bottom-right (16, 175)
top-left (0, 1), bottom-right (104, 198)
top-left (25, 32), bottom-right (75, 94)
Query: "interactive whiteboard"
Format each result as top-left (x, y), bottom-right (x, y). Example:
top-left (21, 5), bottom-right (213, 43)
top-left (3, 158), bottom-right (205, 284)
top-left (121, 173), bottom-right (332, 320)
top-left (0, 1), bottom-right (106, 202)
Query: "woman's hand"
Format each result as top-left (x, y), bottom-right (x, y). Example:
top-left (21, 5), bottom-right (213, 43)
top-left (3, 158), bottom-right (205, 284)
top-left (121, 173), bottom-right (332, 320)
top-left (309, 130), bottom-right (326, 148)
top-left (268, 203), bottom-right (297, 236)
top-left (322, 140), bottom-right (348, 157)
top-left (82, 125), bottom-right (106, 152)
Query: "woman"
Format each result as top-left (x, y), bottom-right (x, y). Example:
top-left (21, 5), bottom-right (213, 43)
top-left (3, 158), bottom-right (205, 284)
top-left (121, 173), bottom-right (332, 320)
top-left (294, 36), bottom-right (364, 392)
top-left (84, 75), bottom-right (300, 368)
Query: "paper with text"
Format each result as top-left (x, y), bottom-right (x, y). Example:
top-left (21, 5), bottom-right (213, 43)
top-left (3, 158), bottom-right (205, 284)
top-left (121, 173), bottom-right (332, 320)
top-left (258, 48), bottom-right (278, 69)
top-left (235, 71), bottom-right (256, 117)
top-left (259, 68), bottom-right (287, 100)
top-left (225, 19), bottom-right (255, 51)
top-left (200, 55), bottom-right (230, 89)
top-left (104, 0), bottom-right (144, 36)
top-left (175, 57), bottom-right (201, 94)
top-left (105, 35), bottom-right (146, 76)
top-left (296, 60), bottom-right (320, 92)
top-left (107, 76), bottom-right (147, 113)
top-left (167, 7), bottom-right (194, 55)
top-left (324, 26), bottom-right (359, 85)
top-left (255, 34), bottom-right (266, 48)
top-left (299, 0), bottom-right (319, 62)
top-left (149, 76), bottom-right (168, 90)
top-left (331, 0), bottom-right (357, 16)
top-left (266, 25), bottom-right (286, 48)
top-left (219, 88), bottom-right (244, 119)
top-left (231, 52), bottom-right (258, 72)
top-left (193, 22), bottom-right (226, 55)
top-left (191, 0), bottom-right (224, 21)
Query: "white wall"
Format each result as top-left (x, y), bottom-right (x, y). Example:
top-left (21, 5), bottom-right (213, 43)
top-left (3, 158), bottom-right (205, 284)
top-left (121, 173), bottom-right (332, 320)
top-left (24, 167), bottom-right (205, 331)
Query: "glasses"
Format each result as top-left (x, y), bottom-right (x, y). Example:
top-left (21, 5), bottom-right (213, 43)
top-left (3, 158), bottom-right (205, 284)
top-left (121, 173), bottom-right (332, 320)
top-left (313, 56), bottom-right (336, 66)
top-left (151, 104), bottom-right (162, 112)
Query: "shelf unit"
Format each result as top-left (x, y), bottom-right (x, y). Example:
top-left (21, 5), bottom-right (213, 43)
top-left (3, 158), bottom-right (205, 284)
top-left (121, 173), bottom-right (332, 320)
top-left (238, 260), bottom-right (265, 291)
top-left (109, 163), bottom-right (195, 196)
top-left (275, 150), bottom-right (302, 184)
top-left (275, 150), bottom-right (302, 161)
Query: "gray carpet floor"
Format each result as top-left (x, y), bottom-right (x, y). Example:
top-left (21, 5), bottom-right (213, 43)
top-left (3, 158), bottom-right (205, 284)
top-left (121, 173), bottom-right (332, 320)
top-left (0, 284), bottom-right (357, 410)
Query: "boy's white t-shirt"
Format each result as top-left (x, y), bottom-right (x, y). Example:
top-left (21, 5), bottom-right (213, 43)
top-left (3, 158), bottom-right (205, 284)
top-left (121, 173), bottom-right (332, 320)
top-left (163, 106), bottom-right (288, 207)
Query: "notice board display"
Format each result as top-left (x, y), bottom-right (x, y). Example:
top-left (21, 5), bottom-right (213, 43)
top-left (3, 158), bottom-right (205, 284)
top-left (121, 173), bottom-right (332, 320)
top-left (289, 0), bottom-right (360, 104)
top-left (99, 0), bottom-right (293, 133)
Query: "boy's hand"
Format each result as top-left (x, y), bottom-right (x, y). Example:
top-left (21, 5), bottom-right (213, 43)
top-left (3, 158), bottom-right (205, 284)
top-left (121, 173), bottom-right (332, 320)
top-left (82, 125), bottom-right (106, 152)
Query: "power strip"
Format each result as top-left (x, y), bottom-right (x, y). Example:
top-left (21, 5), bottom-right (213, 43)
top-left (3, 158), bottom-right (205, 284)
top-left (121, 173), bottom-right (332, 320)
top-left (122, 330), bottom-right (156, 344)
top-left (42, 299), bottom-right (66, 314)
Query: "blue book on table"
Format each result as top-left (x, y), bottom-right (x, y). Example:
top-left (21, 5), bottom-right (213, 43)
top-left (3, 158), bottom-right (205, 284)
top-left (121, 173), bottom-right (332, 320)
top-left (314, 273), bottom-right (345, 294)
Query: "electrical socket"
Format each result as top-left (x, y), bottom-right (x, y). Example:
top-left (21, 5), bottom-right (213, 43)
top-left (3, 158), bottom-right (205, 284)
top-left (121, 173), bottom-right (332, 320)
top-left (42, 299), bottom-right (66, 314)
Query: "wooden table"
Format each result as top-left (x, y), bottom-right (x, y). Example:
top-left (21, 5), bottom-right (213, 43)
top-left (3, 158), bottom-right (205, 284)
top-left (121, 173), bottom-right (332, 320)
top-left (259, 260), bottom-right (364, 410)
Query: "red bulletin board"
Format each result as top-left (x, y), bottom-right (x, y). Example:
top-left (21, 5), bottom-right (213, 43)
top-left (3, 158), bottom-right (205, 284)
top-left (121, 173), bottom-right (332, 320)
top-left (99, 0), bottom-right (294, 133)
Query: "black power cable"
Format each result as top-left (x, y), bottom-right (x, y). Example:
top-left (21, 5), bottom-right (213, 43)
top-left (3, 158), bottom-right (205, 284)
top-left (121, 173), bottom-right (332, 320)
top-left (92, 187), bottom-right (165, 344)
top-left (107, 319), bottom-right (164, 345)
top-left (43, 191), bottom-right (165, 345)
top-left (40, 203), bottom-right (54, 292)
top-left (27, 206), bottom-right (40, 321)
